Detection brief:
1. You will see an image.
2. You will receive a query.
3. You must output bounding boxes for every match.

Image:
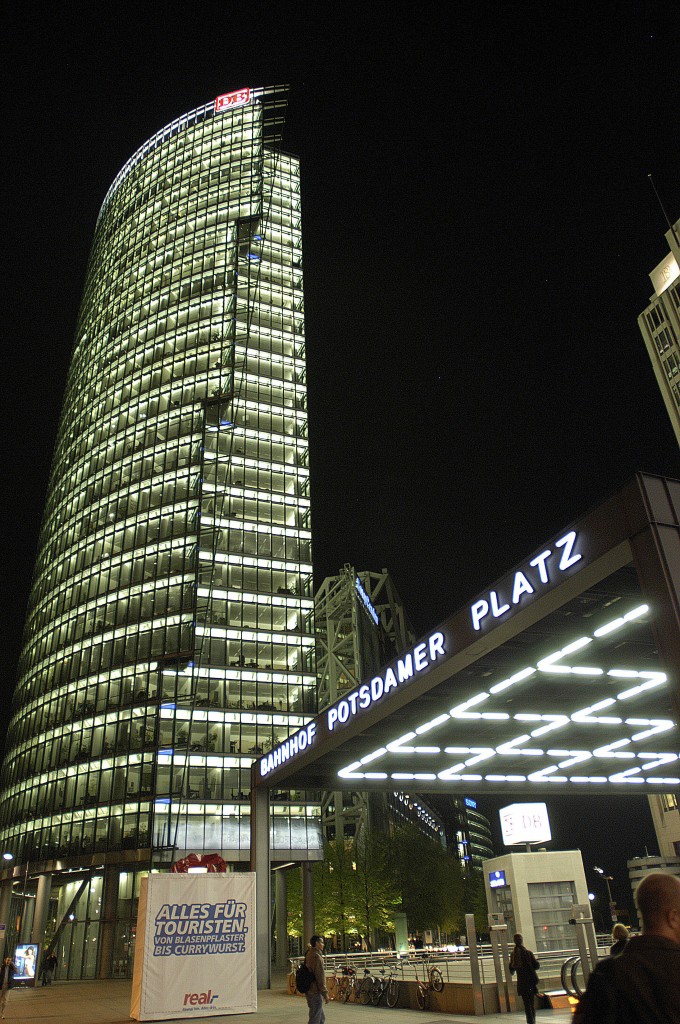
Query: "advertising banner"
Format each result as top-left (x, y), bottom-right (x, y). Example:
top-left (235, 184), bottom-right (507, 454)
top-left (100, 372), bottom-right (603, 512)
top-left (500, 802), bottom-right (551, 846)
top-left (130, 873), bottom-right (256, 1020)
top-left (14, 943), bottom-right (39, 984)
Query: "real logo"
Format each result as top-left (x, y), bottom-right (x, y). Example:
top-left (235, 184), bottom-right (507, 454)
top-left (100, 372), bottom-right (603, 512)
top-left (184, 990), bottom-right (219, 1005)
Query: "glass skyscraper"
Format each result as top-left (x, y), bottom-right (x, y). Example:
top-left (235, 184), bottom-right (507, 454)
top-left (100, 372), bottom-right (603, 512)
top-left (0, 85), bottom-right (320, 977)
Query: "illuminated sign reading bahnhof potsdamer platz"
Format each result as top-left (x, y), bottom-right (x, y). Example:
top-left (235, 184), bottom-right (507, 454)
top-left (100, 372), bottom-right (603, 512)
top-left (253, 474), bottom-right (680, 798)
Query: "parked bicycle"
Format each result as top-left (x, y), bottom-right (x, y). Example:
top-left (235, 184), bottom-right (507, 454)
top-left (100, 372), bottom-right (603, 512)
top-left (371, 963), bottom-right (399, 1007)
top-left (415, 958), bottom-right (444, 1010)
top-left (326, 966), bottom-right (339, 1001)
top-left (336, 965), bottom-right (356, 1002)
top-left (357, 966), bottom-right (376, 1004)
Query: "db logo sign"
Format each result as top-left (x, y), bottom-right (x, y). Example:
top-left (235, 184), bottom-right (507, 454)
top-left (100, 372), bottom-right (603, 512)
top-left (214, 89), bottom-right (251, 112)
top-left (184, 989), bottom-right (219, 1006)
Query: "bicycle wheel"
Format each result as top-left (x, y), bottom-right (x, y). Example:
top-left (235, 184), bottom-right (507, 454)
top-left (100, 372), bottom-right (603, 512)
top-left (287, 971), bottom-right (297, 995)
top-left (416, 983), bottom-right (428, 1010)
top-left (327, 975), bottom-right (338, 1001)
top-left (386, 978), bottom-right (399, 1007)
top-left (339, 978), bottom-right (353, 1003)
top-left (359, 977), bottom-right (374, 1004)
top-left (430, 967), bottom-right (444, 992)
top-left (371, 980), bottom-right (384, 1006)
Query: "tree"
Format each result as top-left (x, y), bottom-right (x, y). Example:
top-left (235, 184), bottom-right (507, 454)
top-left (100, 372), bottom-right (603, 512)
top-left (353, 830), bottom-right (402, 945)
top-left (391, 824), bottom-right (465, 935)
top-left (463, 868), bottom-right (489, 937)
top-left (316, 839), bottom-right (359, 948)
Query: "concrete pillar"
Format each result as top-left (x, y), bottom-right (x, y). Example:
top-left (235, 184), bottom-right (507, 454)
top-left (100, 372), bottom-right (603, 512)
top-left (20, 892), bottom-right (35, 944)
top-left (31, 873), bottom-right (52, 947)
top-left (394, 911), bottom-right (408, 952)
top-left (97, 866), bottom-right (120, 979)
top-left (275, 869), bottom-right (288, 969)
top-left (250, 775), bottom-right (271, 990)
top-left (301, 862), bottom-right (314, 945)
top-left (0, 880), bottom-right (13, 954)
top-left (466, 913), bottom-right (484, 1016)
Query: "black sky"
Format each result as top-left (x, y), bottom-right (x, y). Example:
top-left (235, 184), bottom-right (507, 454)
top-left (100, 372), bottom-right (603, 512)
top-left (3, 3), bottom-right (680, 915)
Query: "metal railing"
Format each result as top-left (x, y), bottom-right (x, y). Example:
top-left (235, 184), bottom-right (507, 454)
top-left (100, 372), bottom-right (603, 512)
top-left (290, 943), bottom-right (610, 989)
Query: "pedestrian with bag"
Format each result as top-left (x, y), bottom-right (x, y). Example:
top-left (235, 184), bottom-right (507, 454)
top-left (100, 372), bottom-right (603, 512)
top-left (509, 933), bottom-right (540, 1024)
top-left (301, 934), bottom-right (329, 1024)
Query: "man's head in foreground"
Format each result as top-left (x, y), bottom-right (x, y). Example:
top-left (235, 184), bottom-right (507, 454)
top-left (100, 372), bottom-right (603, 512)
top-left (635, 871), bottom-right (680, 944)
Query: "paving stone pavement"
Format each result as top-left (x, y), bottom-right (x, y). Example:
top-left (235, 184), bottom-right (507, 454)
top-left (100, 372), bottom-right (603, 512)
top-left (0, 978), bottom-right (574, 1024)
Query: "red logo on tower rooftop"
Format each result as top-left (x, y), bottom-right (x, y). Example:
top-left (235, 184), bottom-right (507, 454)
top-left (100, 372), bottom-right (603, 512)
top-left (215, 89), bottom-right (251, 112)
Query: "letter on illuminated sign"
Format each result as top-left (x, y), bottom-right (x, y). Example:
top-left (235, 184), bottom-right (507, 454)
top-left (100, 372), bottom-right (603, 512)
top-left (260, 721), bottom-right (316, 777)
top-left (327, 632), bottom-right (447, 731)
top-left (215, 88), bottom-right (251, 112)
top-left (471, 531), bottom-right (583, 631)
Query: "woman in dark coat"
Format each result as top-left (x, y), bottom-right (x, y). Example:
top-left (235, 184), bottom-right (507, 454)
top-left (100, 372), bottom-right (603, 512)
top-left (609, 922), bottom-right (629, 957)
top-left (509, 933), bottom-right (540, 1024)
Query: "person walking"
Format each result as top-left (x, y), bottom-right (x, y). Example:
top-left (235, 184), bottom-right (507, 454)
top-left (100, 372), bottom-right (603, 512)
top-left (303, 934), bottom-right (329, 1024)
top-left (609, 922), bottom-right (629, 957)
top-left (0, 957), bottom-right (17, 1019)
top-left (574, 871), bottom-right (680, 1023)
top-left (509, 933), bottom-right (540, 1024)
top-left (44, 952), bottom-right (57, 985)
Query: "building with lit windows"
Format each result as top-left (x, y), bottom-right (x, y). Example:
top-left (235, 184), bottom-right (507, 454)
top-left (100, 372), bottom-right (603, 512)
top-left (638, 217), bottom-right (680, 445)
top-left (637, 217), bottom-right (680, 863)
top-left (451, 798), bottom-right (495, 870)
top-left (0, 86), bottom-right (321, 979)
top-left (647, 790), bottom-right (680, 858)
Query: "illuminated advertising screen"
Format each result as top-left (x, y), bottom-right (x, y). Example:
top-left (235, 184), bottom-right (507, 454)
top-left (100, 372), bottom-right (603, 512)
top-left (489, 870), bottom-right (507, 889)
top-left (14, 944), bottom-right (39, 983)
top-left (500, 803), bottom-right (552, 846)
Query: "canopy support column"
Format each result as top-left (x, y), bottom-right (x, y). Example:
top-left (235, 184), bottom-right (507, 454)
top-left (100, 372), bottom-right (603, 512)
top-left (250, 772), bottom-right (271, 990)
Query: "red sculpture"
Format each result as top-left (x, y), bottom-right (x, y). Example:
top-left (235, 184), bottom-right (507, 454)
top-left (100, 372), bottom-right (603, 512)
top-left (171, 852), bottom-right (229, 873)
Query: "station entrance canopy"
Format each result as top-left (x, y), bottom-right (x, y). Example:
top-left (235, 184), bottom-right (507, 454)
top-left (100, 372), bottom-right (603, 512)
top-left (254, 474), bottom-right (680, 797)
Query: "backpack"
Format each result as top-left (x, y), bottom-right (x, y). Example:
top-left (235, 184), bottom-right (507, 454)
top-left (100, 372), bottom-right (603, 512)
top-left (295, 961), bottom-right (315, 994)
top-left (573, 958), bottom-right (619, 1024)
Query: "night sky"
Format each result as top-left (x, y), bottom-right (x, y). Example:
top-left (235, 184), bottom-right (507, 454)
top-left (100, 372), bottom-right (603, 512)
top-left (4, 4), bottom-right (680, 918)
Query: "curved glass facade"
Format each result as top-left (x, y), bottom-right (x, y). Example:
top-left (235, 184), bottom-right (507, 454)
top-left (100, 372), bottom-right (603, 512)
top-left (0, 85), bottom-right (319, 975)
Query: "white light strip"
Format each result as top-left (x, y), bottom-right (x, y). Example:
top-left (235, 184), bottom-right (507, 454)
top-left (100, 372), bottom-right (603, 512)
top-left (416, 714), bottom-right (450, 734)
top-left (624, 604), bottom-right (650, 621)
top-left (489, 667), bottom-right (535, 694)
top-left (387, 732), bottom-right (417, 751)
top-left (450, 692), bottom-right (489, 716)
top-left (360, 748), bottom-right (386, 765)
top-left (593, 618), bottom-right (625, 637)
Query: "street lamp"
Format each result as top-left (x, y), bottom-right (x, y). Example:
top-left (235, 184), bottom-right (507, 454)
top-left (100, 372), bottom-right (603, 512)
top-left (594, 866), bottom-right (617, 923)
